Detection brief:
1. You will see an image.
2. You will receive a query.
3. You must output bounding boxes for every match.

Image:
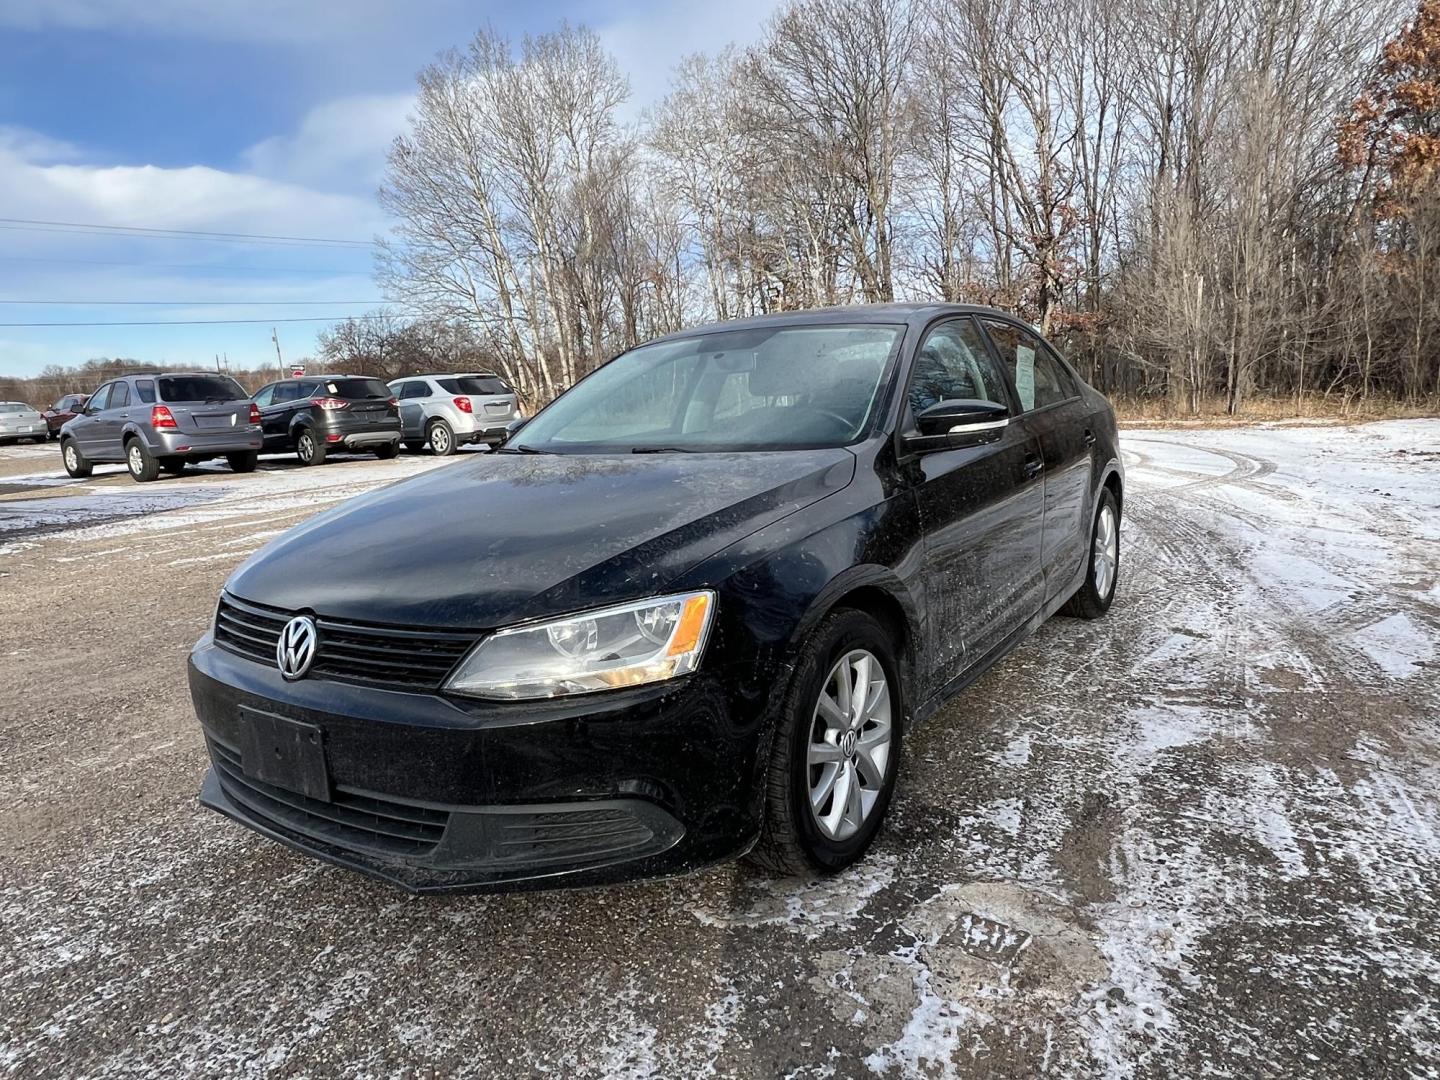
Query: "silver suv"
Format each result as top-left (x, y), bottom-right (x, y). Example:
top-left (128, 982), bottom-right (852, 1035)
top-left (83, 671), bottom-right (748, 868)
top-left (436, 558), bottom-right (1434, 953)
top-left (60, 372), bottom-right (262, 482)
top-left (387, 372), bottom-right (521, 456)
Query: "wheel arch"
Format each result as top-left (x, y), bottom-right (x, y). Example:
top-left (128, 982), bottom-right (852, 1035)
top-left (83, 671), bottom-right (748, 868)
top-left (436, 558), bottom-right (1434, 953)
top-left (789, 565), bottom-right (921, 699)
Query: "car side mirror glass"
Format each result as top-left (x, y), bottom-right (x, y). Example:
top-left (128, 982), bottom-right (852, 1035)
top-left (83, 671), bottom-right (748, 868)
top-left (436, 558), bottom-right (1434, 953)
top-left (905, 399), bottom-right (1009, 453)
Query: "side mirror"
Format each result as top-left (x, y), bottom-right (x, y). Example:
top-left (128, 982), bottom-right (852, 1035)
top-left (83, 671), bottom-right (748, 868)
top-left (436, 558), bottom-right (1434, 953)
top-left (904, 399), bottom-right (1009, 453)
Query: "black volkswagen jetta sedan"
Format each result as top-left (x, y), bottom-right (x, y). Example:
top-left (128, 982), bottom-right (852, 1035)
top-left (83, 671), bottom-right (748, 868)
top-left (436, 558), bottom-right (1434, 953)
top-left (189, 303), bottom-right (1122, 893)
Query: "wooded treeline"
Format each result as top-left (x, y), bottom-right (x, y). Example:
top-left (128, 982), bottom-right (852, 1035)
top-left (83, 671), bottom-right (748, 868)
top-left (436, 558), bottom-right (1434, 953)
top-left (374, 0), bottom-right (1440, 413)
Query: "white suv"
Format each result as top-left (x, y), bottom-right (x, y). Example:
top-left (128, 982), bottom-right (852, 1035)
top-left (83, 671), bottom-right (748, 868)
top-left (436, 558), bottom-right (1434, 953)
top-left (387, 373), bottom-right (522, 456)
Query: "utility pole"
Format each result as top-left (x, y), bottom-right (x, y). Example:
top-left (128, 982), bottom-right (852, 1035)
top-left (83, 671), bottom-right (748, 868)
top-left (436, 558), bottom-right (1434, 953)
top-left (271, 328), bottom-right (284, 377)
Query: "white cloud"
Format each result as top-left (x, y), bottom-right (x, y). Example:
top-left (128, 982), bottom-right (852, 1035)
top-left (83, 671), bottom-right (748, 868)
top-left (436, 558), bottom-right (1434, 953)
top-left (0, 124), bottom-right (83, 164)
top-left (598, 0), bottom-right (784, 113)
top-left (243, 93), bottom-right (413, 192)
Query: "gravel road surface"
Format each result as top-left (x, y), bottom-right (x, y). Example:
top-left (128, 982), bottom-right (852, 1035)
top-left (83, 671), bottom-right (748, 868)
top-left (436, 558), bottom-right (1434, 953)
top-left (2, 423), bottom-right (1437, 1078)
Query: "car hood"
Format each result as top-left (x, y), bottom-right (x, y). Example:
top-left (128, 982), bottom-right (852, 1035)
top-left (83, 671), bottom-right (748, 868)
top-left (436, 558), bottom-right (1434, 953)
top-left (226, 449), bottom-right (855, 629)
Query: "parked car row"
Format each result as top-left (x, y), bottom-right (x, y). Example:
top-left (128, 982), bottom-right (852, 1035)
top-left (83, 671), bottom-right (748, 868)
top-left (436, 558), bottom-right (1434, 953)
top-left (47, 369), bottom-right (523, 482)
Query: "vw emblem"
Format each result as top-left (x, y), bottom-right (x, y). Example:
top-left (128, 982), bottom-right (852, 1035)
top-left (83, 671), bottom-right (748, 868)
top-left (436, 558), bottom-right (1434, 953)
top-left (839, 729), bottom-right (858, 758)
top-left (276, 616), bottom-right (318, 680)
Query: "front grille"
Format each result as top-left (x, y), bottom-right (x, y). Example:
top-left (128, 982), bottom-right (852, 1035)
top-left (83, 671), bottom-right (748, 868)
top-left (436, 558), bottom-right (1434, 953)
top-left (213, 593), bottom-right (476, 690)
top-left (209, 739), bottom-right (448, 858)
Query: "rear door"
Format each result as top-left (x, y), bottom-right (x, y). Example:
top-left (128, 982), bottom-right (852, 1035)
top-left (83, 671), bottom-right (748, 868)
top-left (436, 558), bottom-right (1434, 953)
top-left (906, 317), bottom-right (1046, 680)
top-left (981, 319), bottom-right (1093, 602)
top-left (156, 374), bottom-right (251, 434)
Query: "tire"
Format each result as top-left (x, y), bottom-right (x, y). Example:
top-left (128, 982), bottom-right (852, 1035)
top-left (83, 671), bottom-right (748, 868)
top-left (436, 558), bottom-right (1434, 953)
top-left (373, 441), bottom-right (399, 460)
top-left (1061, 487), bottom-right (1120, 619)
top-left (31, 435), bottom-right (46, 445)
top-left (125, 437), bottom-right (160, 483)
top-left (402, 440), bottom-right (423, 453)
top-left (427, 419), bottom-right (456, 457)
top-left (747, 608), bottom-right (903, 877)
top-left (61, 439), bottom-right (92, 479)
top-left (160, 457), bottom-right (186, 475)
top-left (295, 428), bottom-right (327, 466)
top-left (47, 430), bottom-right (58, 442)
top-left (227, 451), bottom-right (258, 473)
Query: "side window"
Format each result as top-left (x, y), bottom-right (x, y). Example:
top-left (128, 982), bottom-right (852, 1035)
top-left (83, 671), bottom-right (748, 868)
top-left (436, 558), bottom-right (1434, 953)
top-left (251, 385), bottom-right (275, 408)
top-left (272, 383), bottom-right (298, 405)
top-left (134, 379), bottom-right (156, 403)
top-left (908, 319), bottom-right (1010, 416)
top-left (402, 382), bottom-right (427, 400)
top-left (87, 384), bottom-right (112, 412)
top-left (110, 382), bottom-right (131, 408)
top-left (983, 321), bottom-right (1078, 412)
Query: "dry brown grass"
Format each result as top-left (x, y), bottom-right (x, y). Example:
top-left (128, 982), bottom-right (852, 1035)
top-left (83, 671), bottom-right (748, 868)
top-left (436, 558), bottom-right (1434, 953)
top-left (1113, 393), bottom-right (1439, 428)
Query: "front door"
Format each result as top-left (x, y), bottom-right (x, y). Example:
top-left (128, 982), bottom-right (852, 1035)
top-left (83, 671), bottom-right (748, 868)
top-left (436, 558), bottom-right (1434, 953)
top-left (905, 317), bottom-right (1046, 687)
top-left (981, 320), bottom-right (1093, 601)
top-left (70, 383), bottom-right (112, 458)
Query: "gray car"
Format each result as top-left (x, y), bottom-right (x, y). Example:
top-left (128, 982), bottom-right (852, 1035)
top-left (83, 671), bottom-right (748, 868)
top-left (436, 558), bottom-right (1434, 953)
top-left (0, 402), bottom-right (47, 444)
top-left (60, 372), bottom-right (263, 482)
top-left (387, 372), bottom-right (522, 455)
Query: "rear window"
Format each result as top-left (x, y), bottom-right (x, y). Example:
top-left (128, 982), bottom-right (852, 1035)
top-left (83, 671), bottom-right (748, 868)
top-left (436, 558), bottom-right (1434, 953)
top-left (157, 375), bottom-right (247, 403)
top-left (438, 376), bottom-right (510, 395)
top-left (323, 378), bottom-right (391, 400)
top-left (0, 403), bottom-right (26, 413)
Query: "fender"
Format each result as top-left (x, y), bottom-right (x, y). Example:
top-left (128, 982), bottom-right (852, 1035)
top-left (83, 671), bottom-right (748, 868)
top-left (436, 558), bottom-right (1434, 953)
top-left (789, 563), bottom-right (922, 677)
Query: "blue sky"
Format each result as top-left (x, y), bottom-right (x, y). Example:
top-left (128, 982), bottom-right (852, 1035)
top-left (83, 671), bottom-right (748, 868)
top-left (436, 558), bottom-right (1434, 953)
top-left (0, 0), bottom-right (780, 379)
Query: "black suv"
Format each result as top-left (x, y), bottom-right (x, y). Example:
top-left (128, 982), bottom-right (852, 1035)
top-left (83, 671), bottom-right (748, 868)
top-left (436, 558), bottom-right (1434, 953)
top-left (251, 376), bottom-right (401, 465)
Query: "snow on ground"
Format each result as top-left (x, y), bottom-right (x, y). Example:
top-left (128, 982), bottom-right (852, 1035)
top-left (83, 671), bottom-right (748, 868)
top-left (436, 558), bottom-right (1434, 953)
top-left (0, 420), bottom-right (1437, 1078)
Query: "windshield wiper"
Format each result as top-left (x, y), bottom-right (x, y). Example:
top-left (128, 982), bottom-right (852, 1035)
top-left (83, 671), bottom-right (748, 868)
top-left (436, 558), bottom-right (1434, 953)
top-left (493, 443), bottom-right (551, 455)
top-left (630, 446), bottom-right (693, 454)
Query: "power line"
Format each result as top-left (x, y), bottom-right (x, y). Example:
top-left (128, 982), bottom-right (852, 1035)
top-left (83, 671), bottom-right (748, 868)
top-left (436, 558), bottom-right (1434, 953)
top-left (0, 314), bottom-right (414, 328)
top-left (0, 299), bottom-right (385, 306)
top-left (0, 254), bottom-right (369, 274)
top-left (0, 217), bottom-right (373, 248)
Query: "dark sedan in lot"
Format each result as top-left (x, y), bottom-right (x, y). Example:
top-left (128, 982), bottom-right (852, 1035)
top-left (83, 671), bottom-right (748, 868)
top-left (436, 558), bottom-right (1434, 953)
top-left (189, 303), bottom-right (1123, 893)
top-left (42, 394), bottom-right (89, 439)
top-left (251, 375), bottom-right (401, 464)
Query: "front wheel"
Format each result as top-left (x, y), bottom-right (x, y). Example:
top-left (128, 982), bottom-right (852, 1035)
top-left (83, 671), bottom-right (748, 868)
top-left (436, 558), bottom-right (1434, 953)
top-left (227, 451), bottom-right (258, 473)
top-left (1061, 487), bottom-right (1120, 619)
top-left (747, 608), bottom-right (903, 877)
top-left (61, 439), bottom-right (92, 478)
top-left (373, 441), bottom-right (399, 460)
top-left (295, 429), bottom-right (327, 466)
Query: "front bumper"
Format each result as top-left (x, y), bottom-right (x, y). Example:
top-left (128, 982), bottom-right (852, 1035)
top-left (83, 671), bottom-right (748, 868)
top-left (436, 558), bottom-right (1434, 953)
top-left (188, 636), bottom-right (759, 892)
top-left (154, 427), bottom-right (263, 457)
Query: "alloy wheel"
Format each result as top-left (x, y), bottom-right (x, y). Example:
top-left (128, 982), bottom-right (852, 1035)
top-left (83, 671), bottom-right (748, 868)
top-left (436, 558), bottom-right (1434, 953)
top-left (64, 445), bottom-right (77, 470)
top-left (1093, 504), bottom-right (1118, 599)
top-left (298, 434), bottom-right (314, 461)
top-left (807, 649), bottom-right (892, 841)
top-left (128, 444), bottom-right (144, 476)
top-left (432, 425), bottom-right (450, 454)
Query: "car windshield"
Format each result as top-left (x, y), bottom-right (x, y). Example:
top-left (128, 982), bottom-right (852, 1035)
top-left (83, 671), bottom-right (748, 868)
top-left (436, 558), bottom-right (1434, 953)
top-left (322, 378), bottom-right (391, 399)
top-left (157, 375), bottom-right (247, 403)
top-left (438, 376), bottom-right (510, 395)
top-left (515, 324), bottom-right (901, 453)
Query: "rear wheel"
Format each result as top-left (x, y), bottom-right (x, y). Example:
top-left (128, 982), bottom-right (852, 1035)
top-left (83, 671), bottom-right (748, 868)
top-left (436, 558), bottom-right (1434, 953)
top-left (61, 439), bottom-right (92, 478)
top-left (747, 609), bottom-right (903, 877)
top-left (428, 419), bottom-right (456, 457)
top-left (227, 451), bottom-right (258, 473)
top-left (373, 441), bottom-right (399, 460)
top-left (125, 438), bottom-right (159, 483)
top-left (1061, 487), bottom-right (1120, 619)
top-left (296, 429), bottom-right (327, 466)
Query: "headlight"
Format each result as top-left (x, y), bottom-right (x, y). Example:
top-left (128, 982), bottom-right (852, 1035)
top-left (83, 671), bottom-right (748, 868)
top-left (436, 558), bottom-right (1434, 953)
top-left (444, 591), bottom-right (715, 700)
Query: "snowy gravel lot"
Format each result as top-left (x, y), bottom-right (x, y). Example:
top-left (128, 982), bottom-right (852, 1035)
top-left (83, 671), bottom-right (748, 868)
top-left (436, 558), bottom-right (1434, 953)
top-left (1, 422), bottom-right (1438, 1078)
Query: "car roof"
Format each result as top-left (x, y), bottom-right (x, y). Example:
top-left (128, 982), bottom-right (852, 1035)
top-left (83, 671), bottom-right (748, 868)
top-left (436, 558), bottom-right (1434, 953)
top-left (645, 302), bottom-right (1026, 345)
top-left (392, 372), bottom-right (501, 380)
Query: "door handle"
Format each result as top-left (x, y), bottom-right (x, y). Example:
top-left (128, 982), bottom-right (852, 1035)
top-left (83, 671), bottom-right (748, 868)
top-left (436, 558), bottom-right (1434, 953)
top-left (1083, 429), bottom-right (1096, 447)
top-left (1023, 455), bottom-right (1043, 478)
